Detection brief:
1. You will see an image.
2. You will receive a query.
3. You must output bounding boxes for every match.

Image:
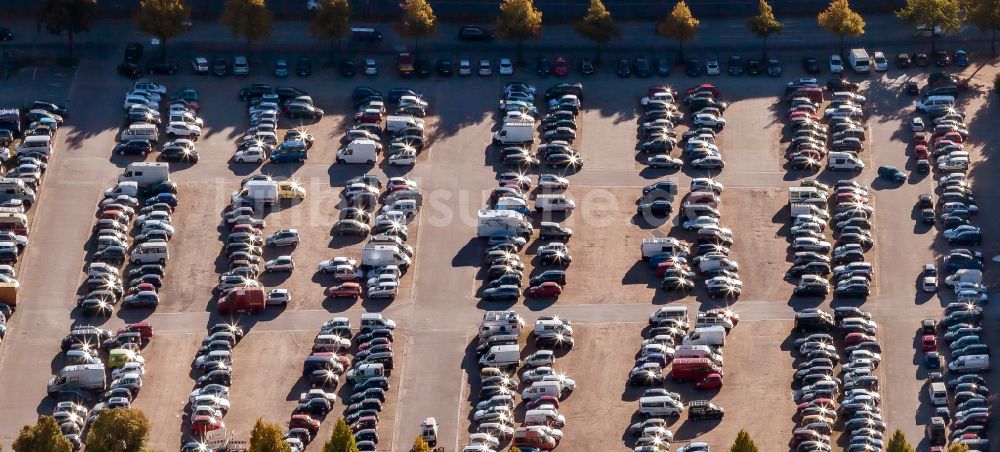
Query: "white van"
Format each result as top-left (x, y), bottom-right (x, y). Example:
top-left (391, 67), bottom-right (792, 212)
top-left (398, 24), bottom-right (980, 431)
top-left (948, 354), bottom-right (990, 373)
top-left (16, 135), bottom-right (53, 156)
top-left (649, 306), bottom-right (689, 324)
top-left (119, 123), bottom-right (159, 143)
top-left (534, 194), bottom-right (575, 212)
top-left (386, 115), bottom-right (424, 134)
top-left (848, 48), bottom-right (871, 73)
top-left (639, 396), bottom-right (683, 417)
top-left (928, 382), bottom-right (948, 406)
top-left (788, 187), bottom-right (827, 205)
top-left (130, 241), bottom-right (168, 264)
top-left (521, 381), bottom-right (562, 401)
top-left (916, 95), bottom-right (955, 113)
top-left (827, 151), bottom-right (864, 170)
top-left (336, 139), bottom-right (380, 164)
top-left (479, 344), bottom-right (520, 368)
top-left (524, 409), bottom-right (566, 428)
top-left (641, 237), bottom-right (690, 260)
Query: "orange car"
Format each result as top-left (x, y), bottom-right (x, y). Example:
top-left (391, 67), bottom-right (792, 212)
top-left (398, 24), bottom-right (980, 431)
top-left (326, 282), bottom-right (361, 299)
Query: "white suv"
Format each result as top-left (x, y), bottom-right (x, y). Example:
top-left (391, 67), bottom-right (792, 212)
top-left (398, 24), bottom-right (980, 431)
top-left (166, 122), bottom-right (202, 139)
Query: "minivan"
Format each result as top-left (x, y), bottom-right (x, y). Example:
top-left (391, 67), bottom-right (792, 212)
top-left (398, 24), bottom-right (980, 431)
top-left (130, 241), bottom-right (168, 265)
top-left (639, 396), bottom-right (683, 417)
top-left (119, 123), bottom-right (159, 143)
top-left (916, 95), bottom-right (955, 113)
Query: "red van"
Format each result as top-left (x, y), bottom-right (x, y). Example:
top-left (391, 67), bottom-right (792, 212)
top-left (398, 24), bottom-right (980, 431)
top-left (217, 287), bottom-right (265, 314)
top-left (671, 358), bottom-right (723, 382)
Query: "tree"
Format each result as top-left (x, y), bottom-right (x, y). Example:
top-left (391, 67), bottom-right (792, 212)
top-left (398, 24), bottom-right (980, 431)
top-left (886, 429), bottom-right (915, 452)
top-left (947, 444), bottom-right (970, 452)
top-left (895, 0), bottom-right (962, 54)
top-left (817, 0), bottom-right (865, 55)
top-left (410, 436), bottom-right (432, 452)
top-left (248, 418), bottom-right (290, 452)
top-left (398, 0), bottom-right (437, 56)
top-left (323, 417), bottom-right (358, 452)
top-left (137, 0), bottom-right (190, 60)
top-left (36, 0), bottom-right (97, 60)
top-left (85, 408), bottom-right (151, 452)
top-left (510, 448), bottom-right (522, 452)
top-left (496, 0), bottom-right (543, 63)
top-left (13, 416), bottom-right (72, 452)
top-left (746, 0), bottom-right (783, 58)
top-left (963, 0), bottom-right (1000, 54)
top-left (220, 0), bottom-right (273, 51)
top-left (729, 429), bottom-right (759, 452)
top-left (656, 0), bottom-right (699, 62)
top-left (310, 0), bottom-right (351, 57)
top-left (575, 0), bottom-right (619, 63)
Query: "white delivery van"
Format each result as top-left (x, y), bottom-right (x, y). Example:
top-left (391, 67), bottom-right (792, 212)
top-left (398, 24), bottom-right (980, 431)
top-left (131, 241), bottom-right (169, 264)
top-left (477, 209), bottom-right (532, 237)
top-left (16, 135), bottom-right (53, 156)
top-left (386, 115), bottom-right (424, 133)
top-left (231, 180), bottom-right (279, 206)
top-left (682, 326), bottom-right (726, 346)
top-left (521, 381), bottom-right (563, 401)
top-left (119, 162), bottom-right (170, 187)
top-left (649, 306), bottom-right (689, 324)
top-left (361, 243), bottom-right (412, 269)
top-left (827, 151), bottom-right (864, 170)
top-left (533, 318), bottom-right (573, 336)
top-left (119, 123), bottom-right (159, 142)
top-left (524, 409), bottom-right (566, 428)
top-left (641, 237), bottom-right (690, 260)
top-left (479, 310), bottom-right (525, 340)
top-left (47, 364), bottom-right (107, 395)
top-left (337, 139), bottom-right (380, 164)
top-left (916, 95), bottom-right (956, 113)
top-left (948, 355), bottom-right (990, 373)
top-left (848, 48), bottom-right (871, 73)
top-left (479, 344), bottom-right (520, 368)
top-left (674, 345), bottom-right (724, 365)
top-left (788, 187), bottom-right (827, 205)
top-left (534, 194), bottom-right (575, 212)
top-left (492, 120), bottom-right (535, 146)
top-left (790, 203), bottom-right (830, 220)
top-left (105, 181), bottom-right (139, 198)
top-left (928, 382), bottom-right (948, 406)
top-left (639, 396), bottom-right (683, 417)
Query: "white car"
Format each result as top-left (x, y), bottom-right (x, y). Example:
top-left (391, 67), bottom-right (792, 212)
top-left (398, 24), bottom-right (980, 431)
top-left (693, 113), bottom-right (726, 128)
top-left (190, 385), bottom-right (230, 405)
top-left (521, 366), bottom-right (555, 383)
top-left (191, 394), bottom-right (230, 413)
top-left (318, 257), bottom-right (358, 273)
top-left (830, 55), bottom-right (844, 73)
top-left (523, 350), bottom-right (554, 367)
top-left (498, 58), bottom-right (514, 75)
top-left (387, 149), bottom-right (416, 166)
top-left (166, 122), bottom-right (201, 139)
top-left (266, 288), bottom-right (291, 305)
top-left (128, 89), bottom-right (161, 103)
top-left (872, 51), bottom-right (888, 71)
top-left (705, 58), bottom-right (720, 75)
top-left (537, 174), bottom-right (568, 189)
top-left (458, 59), bottom-right (472, 76)
top-left (234, 147), bottom-right (266, 163)
top-left (911, 117), bottom-right (925, 132)
top-left (367, 281), bottom-right (398, 299)
top-left (691, 177), bottom-right (724, 193)
top-left (133, 81), bottom-right (167, 94)
top-left (364, 58), bottom-right (377, 75)
top-left (264, 256), bottom-right (295, 272)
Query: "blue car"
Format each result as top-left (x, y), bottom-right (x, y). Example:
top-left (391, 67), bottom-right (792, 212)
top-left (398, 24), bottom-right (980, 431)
top-left (954, 49), bottom-right (969, 67)
top-left (925, 351), bottom-right (942, 369)
top-left (877, 165), bottom-right (906, 183)
top-left (144, 193), bottom-right (178, 207)
top-left (270, 150), bottom-right (307, 163)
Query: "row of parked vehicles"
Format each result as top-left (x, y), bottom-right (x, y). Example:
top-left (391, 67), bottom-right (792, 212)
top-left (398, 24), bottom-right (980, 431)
top-left (326, 174), bottom-right (423, 300)
top-left (118, 81), bottom-right (204, 162)
top-left (179, 321), bottom-right (246, 448)
top-left (639, 83), bottom-right (727, 171)
top-left (786, 178), bottom-right (875, 299)
top-left (914, 78), bottom-right (990, 452)
top-left (0, 100), bottom-right (69, 347)
top-left (492, 82), bottom-right (584, 170)
top-left (790, 307), bottom-right (886, 452)
top-left (233, 84), bottom-right (321, 164)
top-left (337, 86), bottom-right (427, 166)
top-left (782, 77), bottom-right (867, 172)
top-left (625, 306), bottom-right (729, 452)
top-left (47, 322), bottom-right (153, 450)
top-left (464, 311), bottom-right (575, 452)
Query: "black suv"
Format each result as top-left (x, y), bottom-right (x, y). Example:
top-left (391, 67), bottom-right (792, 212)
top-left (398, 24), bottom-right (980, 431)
top-left (113, 139), bottom-right (152, 156)
top-left (212, 56), bottom-right (228, 76)
top-left (146, 60), bottom-right (179, 75)
top-left (239, 83), bottom-right (274, 101)
top-left (794, 310), bottom-right (835, 332)
top-left (728, 55), bottom-right (744, 75)
top-left (458, 26), bottom-right (494, 42)
top-left (296, 57), bottom-right (312, 76)
top-left (436, 58), bottom-right (452, 76)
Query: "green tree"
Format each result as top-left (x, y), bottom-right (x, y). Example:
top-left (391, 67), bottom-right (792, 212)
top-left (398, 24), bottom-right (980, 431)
top-left (410, 436), bottom-right (432, 452)
top-left (248, 418), bottom-right (290, 452)
top-left (13, 416), bottom-right (72, 452)
top-left (36, 0), bottom-right (97, 60)
top-left (85, 408), bottom-right (151, 452)
top-left (656, 0), bottom-right (699, 62)
top-left (729, 429), bottom-right (759, 452)
top-left (137, 0), bottom-right (191, 60)
top-left (886, 429), bottom-right (915, 452)
top-left (817, 0), bottom-right (866, 55)
top-left (398, 0), bottom-right (437, 56)
top-left (947, 444), bottom-right (970, 452)
top-left (496, 0), bottom-right (543, 63)
top-left (323, 417), bottom-right (358, 452)
top-left (895, 0), bottom-right (962, 54)
top-left (310, 0), bottom-right (351, 57)
top-left (220, 0), bottom-right (273, 51)
top-left (575, 0), bottom-right (619, 63)
top-left (963, 0), bottom-right (1000, 54)
top-left (747, 0), bottom-right (783, 58)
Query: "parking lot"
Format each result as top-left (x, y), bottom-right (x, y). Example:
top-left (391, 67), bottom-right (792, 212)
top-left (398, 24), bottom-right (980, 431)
top-left (0, 44), bottom-right (998, 451)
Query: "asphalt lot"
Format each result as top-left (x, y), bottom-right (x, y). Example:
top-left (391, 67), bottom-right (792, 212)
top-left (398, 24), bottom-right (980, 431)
top-left (0, 46), bottom-right (997, 451)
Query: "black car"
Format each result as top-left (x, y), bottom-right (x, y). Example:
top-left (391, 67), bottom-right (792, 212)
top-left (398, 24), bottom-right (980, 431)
top-left (124, 42), bottom-right (143, 63)
top-left (114, 139), bottom-right (152, 156)
top-left (616, 58), bottom-right (630, 77)
top-left (802, 57), bottom-right (820, 74)
top-left (827, 78), bottom-right (859, 92)
top-left (896, 53), bottom-right (911, 68)
top-left (458, 25), bottom-right (494, 42)
top-left (685, 58), bottom-right (702, 76)
top-left (934, 49), bottom-right (952, 66)
top-left (117, 63), bottom-right (142, 79)
top-left (746, 58), bottom-right (761, 75)
top-left (580, 58), bottom-right (595, 75)
top-left (728, 55), bottom-right (744, 75)
top-left (146, 60), bottom-right (179, 75)
top-left (160, 146), bottom-right (200, 163)
top-left (0, 27), bottom-right (13, 41)
top-left (913, 53), bottom-right (929, 67)
top-left (529, 270), bottom-right (566, 286)
top-left (296, 57), bottom-right (312, 76)
top-left (537, 57), bottom-right (551, 76)
top-left (93, 246), bottom-right (126, 264)
top-left (767, 59), bottom-right (782, 77)
top-left (212, 57), bottom-right (228, 76)
top-left (635, 57), bottom-right (651, 77)
top-left (414, 59), bottom-right (432, 77)
top-left (339, 59), bottom-right (357, 77)
top-left (655, 58), bottom-right (670, 76)
top-left (637, 200), bottom-right (672, 217)
top-left (436, 58), bottom-right (453, 76)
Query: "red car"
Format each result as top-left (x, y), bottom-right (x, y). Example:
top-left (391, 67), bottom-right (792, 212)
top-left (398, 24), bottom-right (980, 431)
top-left (685, 83), bottom-right (719, 97)
top-left (526, 282), bottom-right (562, 298)
top-left (354, 110), bottom-right (382, 124)
top-left (127, 282), bottom-right (158, 295)
top-left (191, 416), bottom-right (224, 435)
top-left (922, 334), bottom-right (938, 352)
top-left (914, 144), bottom-right (929, 159)
top-left (843, 332), bottom-right (875, 346)
top-left (525, 395), bottom-right (559, 410)
top-left (695, 373), bottom-right (723, 390)
top-left (934, 131), bottom-right (964, 145)
top-left (118, 322), bottom-right (154, 338)
top-left (553, 57), bottom-right (569, 76)
top-left (326, 282), bottom-right (361, 299)
top-left (797, 398), bottom-right (835, 412)
top-left (289, 414), bottom-right (321, 434)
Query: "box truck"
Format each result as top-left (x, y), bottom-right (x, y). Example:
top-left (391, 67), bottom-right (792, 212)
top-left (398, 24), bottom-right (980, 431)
top-left (492, 120), bottom-right (535, 146)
